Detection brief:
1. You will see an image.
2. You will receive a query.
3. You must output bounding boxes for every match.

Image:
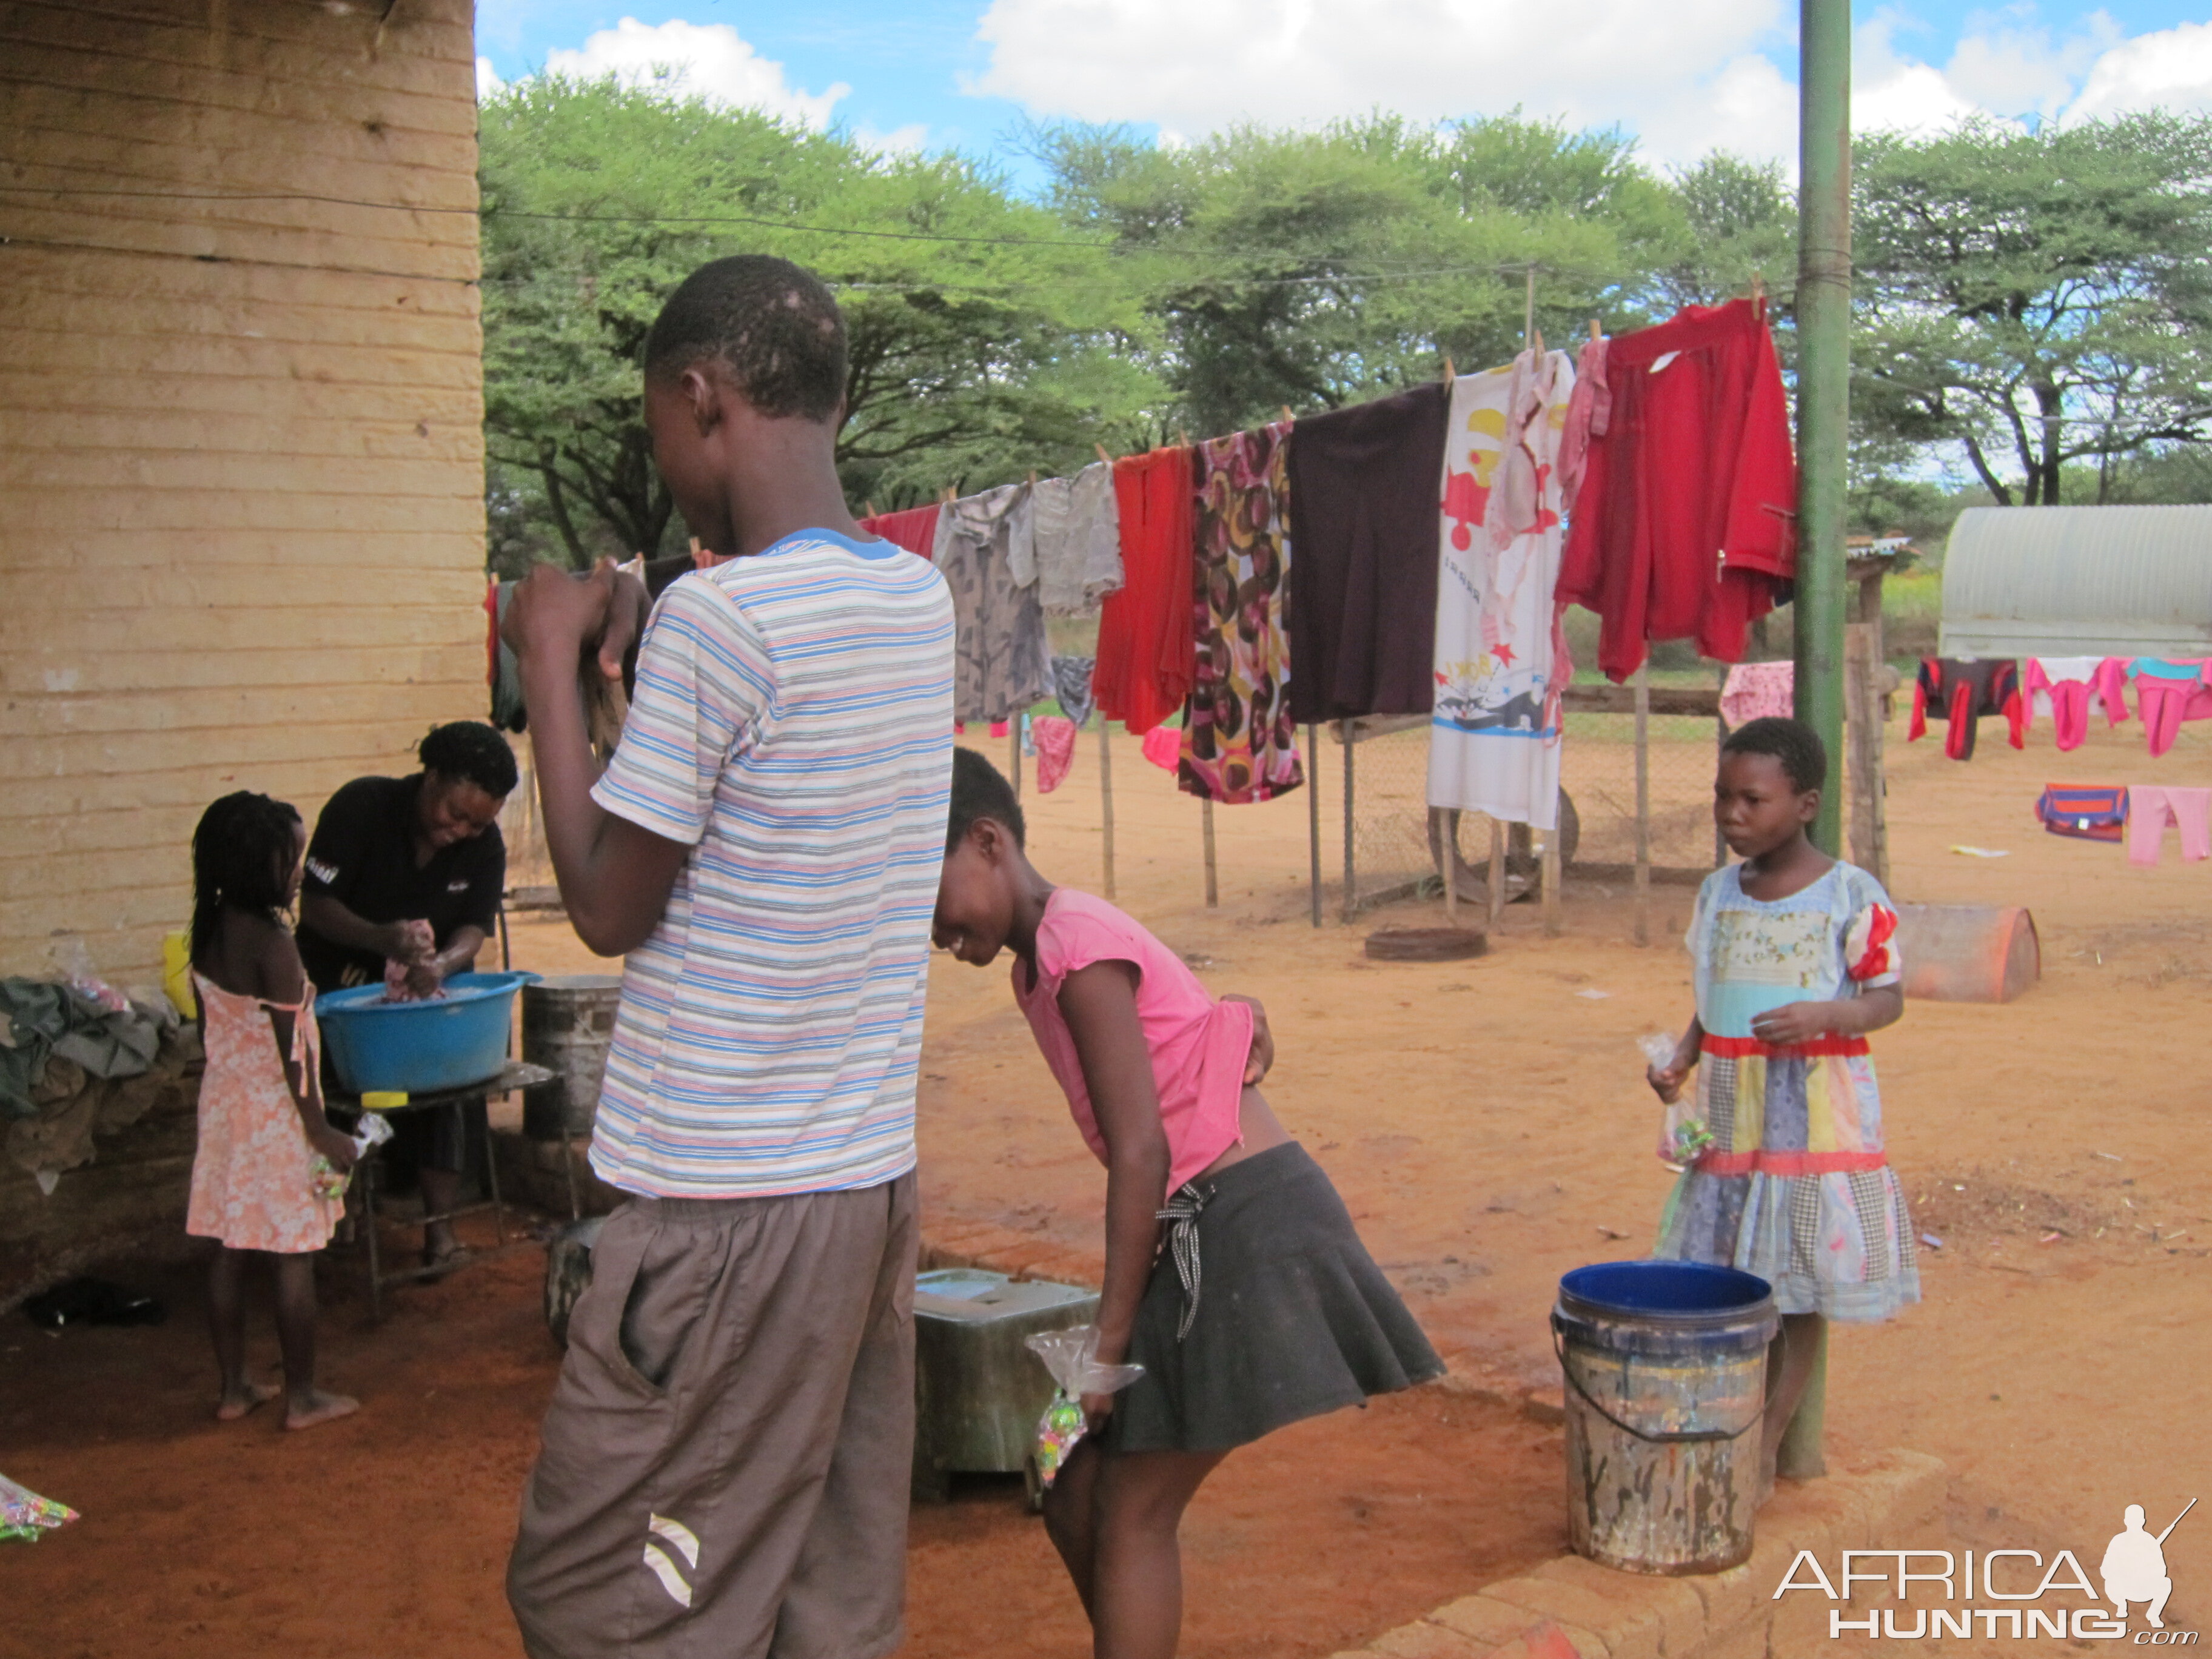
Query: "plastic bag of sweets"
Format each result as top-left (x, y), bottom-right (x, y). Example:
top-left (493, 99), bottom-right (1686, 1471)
top-left (1638, 1033), bottom-right (1714, 1171)
top-left (1024, 1326), bottom-right (1145, 1489)
top-left (1, 1474), bottom-right (79, 1543)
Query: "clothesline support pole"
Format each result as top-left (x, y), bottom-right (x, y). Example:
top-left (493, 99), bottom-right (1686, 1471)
top-left (1010, 722), bottom-right (1023, 801)
top-left (1202, 797), bottom-right (1219, 908)
top-left (1099, 717), bottom-right (1117, 902)
top-left (1341, 726), bottom-right (1356, 925)
top-left (1781, 0), bottom-right (1855, 1486)
top-left (1540, 826), bottom-right (1561, 936)
top-left (1487, 820), bottom-right (1506, 930)
top-left (1634, 665), bottom-right (1652, 947)
top-left (1307, 723), bottom-right (1323, 928)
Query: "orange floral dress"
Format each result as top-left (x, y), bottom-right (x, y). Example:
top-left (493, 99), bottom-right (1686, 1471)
top-left (187, 971), bottom-right (344, 1254)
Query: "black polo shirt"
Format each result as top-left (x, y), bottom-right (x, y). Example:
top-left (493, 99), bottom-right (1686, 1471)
top-left (298, 774), bottom-right (506, 993)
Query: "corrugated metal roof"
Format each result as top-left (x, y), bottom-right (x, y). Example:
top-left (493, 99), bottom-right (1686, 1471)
top-left (1940, 505), bottom-right (2212, 658)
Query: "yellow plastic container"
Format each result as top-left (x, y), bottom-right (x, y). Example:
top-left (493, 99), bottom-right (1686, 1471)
top-left (162, 930), bottom-right (196, 1020)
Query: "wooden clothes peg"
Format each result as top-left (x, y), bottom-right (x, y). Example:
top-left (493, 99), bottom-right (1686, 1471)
top-left (1094, 442), bottom-right (1114, 466)
top-left (1441, 357), bottom-right (1456, 383)
top-left (1588, 318), bottom-right (1603, 343)
top-left (863, 499), bottom-right (878, 520)
top-left (1026, 470), bottom-right (1038, 486)
top-left (1176, 426), bottom-right (1191, 450)
top-left (1279, 404), bottom-right (1295, 426)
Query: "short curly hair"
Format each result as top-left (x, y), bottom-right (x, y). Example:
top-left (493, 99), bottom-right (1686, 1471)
top-left (643, 255), bottom-right (847, 423)
top-left (1721, 715), bottom-right (1826, 794)
top-left (419, 721), bottom-right (518, 798)
top-left (945, 746), bottom-right (1025, 854)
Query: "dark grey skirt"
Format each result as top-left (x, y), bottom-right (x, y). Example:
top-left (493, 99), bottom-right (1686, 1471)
top-left (1105, 1142), bottom-right (1444, 1455)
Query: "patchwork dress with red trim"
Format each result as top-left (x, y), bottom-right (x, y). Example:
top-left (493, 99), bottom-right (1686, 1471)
top-left (1654, 862), bottom-right (1921, 1322)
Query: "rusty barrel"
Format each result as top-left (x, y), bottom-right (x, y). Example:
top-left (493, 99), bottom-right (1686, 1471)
top-left (521, 974), bottom-right (622, 1140)
top-left (1552, 1262), bottom-right (1777, 1574)
top-left (1894, 904), bottom-right (2039, 1004)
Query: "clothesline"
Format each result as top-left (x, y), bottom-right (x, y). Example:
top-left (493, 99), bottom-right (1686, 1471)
top-left (850, 291), bottom-right (1801, 958)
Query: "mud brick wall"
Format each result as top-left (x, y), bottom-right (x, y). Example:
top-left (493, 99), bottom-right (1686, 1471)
top-left (0, 0), bottom-right (487, 984)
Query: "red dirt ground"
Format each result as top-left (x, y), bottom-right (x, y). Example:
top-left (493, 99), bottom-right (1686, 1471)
top-left (7, 706), bottom-right (2208, 1654)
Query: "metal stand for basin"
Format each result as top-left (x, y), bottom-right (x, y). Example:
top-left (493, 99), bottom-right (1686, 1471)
top-left (330, 1060), bottom-right (555, 1320)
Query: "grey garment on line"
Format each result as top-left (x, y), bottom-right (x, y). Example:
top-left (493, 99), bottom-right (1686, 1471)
top-left (508, 1173), bottom-right (918, 1659)
top-left (934, 484), bottom-right (1050, 722)
top-left (1051, 655), bottom-right (1098, 729)
top-left (1018, 462), bottom-right (1124, 617)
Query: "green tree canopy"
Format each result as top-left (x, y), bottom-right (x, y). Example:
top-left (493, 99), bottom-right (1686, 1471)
top-left (478, 79), bottom-right (1166, 565)
top-left (1854, 113), bottom-right (2212, 506)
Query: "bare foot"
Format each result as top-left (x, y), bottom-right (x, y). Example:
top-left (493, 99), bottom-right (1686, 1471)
top-left (284, 1389), bottom-right (360, 1431)
top-left (215, 1381), bottom-right (280, 1423)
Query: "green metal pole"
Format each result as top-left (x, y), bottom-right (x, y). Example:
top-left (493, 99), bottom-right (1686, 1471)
top-left (1780, 0), bottom-right (1852, 1483)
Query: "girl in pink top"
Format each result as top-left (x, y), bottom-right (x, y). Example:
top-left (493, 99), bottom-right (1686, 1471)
top-left (188, 791), bottom-right (360, 1431)
top-left (934, 749), bottom-right (1439, 1659)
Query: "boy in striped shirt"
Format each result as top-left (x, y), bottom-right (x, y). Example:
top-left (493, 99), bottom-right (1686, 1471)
top-left (500, 256), bottom-right (954, 1658)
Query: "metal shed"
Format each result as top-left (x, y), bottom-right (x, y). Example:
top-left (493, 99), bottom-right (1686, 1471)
top-left (1940, 505), bottom-right (2212, 659)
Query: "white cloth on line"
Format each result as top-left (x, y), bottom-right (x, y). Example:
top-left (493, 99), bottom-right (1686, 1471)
top-left (1427, 348), bottom-right (1575, 830)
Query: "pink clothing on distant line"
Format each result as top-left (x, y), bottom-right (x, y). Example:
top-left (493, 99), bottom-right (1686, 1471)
top-left (1012, 888), bottom-right (1252, 1196)
top-left (1032, 715), bottom-right (1077, 793)
top-left (2023, 657), bottom-right (2130, 751)
top-left (1141, 723), bottom-right (1181, 772)
top-left (1720, 661), bottom-right (1793, 726)
top-left (2128, 786), bottom-right (2212, 867)
top-left (1557, 333), bottom-right (1610, 512)
top-left (2133, 671), bottom-right (2212, 758)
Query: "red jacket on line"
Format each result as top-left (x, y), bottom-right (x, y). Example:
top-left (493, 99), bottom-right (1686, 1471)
top-left (1557, 298), bottom-right (1798, 682)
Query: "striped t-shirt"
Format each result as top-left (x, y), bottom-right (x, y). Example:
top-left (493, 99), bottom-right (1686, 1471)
top-left (588, 529), bottom-right (954, 1198)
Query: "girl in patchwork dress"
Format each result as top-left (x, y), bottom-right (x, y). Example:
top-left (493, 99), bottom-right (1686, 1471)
top-left (188, 791), bottom-right (360, 1430)
top-left (1647, 718), bottom-right (1919, 1492)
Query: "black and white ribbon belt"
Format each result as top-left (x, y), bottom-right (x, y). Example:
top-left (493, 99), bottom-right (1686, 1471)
top-left (1158, 1181), bottom-right (1215, 1341)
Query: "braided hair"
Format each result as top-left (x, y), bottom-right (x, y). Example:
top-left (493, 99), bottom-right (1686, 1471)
top-left (189, 791), bottom-right (303, 966)
top-left (418, 720), bottom-right (518, 798)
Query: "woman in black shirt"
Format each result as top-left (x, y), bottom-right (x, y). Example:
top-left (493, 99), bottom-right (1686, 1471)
top-left (298, 722), bottom-right (516, 1270)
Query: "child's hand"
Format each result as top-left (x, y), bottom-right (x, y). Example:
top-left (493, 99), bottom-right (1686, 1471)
top-left (1224, 994), bottom-right (1274, 1084)
top-left (1647, 1060), bottom-right (1689, 1105)
top-left (311, 1125), bottom-right (357, 1173)
top-left (1079, 1391), bottom-right (1118, 1431)
top-left (1749, 1000), bottom-right (1838, 1047)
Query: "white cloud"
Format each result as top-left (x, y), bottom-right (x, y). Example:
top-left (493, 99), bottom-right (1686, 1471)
top-left (544, 18), bottom-right (851, 130)
top-left (2062, 19), bottom-right (2212, 121)
top-left (1852, 15), bottom-right (1996, 138)
top-left (475, 56), bottom-right (504, 101)
top-left (968, 0), bottom-right (1794, 167)
top-left (969, 0), bottom-right (2212, 169)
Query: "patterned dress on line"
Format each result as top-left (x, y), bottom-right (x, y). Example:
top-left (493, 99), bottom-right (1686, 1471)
top-left (1653, 862), bottom-right (1922, 1322)
top-left (187, 970), bottom-right (344, 1255)
top-left (1179, 419), bottom-right (1302, 803)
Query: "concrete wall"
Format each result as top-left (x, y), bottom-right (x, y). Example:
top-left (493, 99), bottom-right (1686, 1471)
top-left (0, 0), bottom-right (486, 983)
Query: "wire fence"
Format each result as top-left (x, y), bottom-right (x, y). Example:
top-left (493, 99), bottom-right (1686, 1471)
top-left (1327, 705), bottom-right (1726, 920)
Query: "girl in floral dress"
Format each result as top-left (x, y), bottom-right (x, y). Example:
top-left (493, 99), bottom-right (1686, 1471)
top-left (187, 791), bottom-right (359, 1430)
top-left (1647, 719), bottom-right (1919, 1493)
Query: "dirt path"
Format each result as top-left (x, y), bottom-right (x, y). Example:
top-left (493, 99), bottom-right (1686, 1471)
top-left (8, 708), bottom-right (2207, 1653)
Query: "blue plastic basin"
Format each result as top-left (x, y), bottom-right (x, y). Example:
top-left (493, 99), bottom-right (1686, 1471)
top-left (317, 971), bottom-right (538, 1095)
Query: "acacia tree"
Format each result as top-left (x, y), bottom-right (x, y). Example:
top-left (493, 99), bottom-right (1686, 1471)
top-left (478, 80), bottom-right (1164, 565)
top-left (1035, 115), bottom-right (1689, 437)
top-left (1854, 114), bottom-right (2212, 506)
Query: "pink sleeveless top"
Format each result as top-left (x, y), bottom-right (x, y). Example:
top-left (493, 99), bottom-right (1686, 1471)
top-left (187, 971), bottom-right (343, 1255)
top-left (1012, 889), bottom-right (1253, 1195)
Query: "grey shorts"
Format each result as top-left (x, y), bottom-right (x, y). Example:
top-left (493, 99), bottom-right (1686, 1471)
top-left (507, 1173), bottom-right (917, 1659)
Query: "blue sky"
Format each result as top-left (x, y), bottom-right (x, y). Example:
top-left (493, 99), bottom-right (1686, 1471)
top-left (474, 1), bottom-right (2212, 178)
